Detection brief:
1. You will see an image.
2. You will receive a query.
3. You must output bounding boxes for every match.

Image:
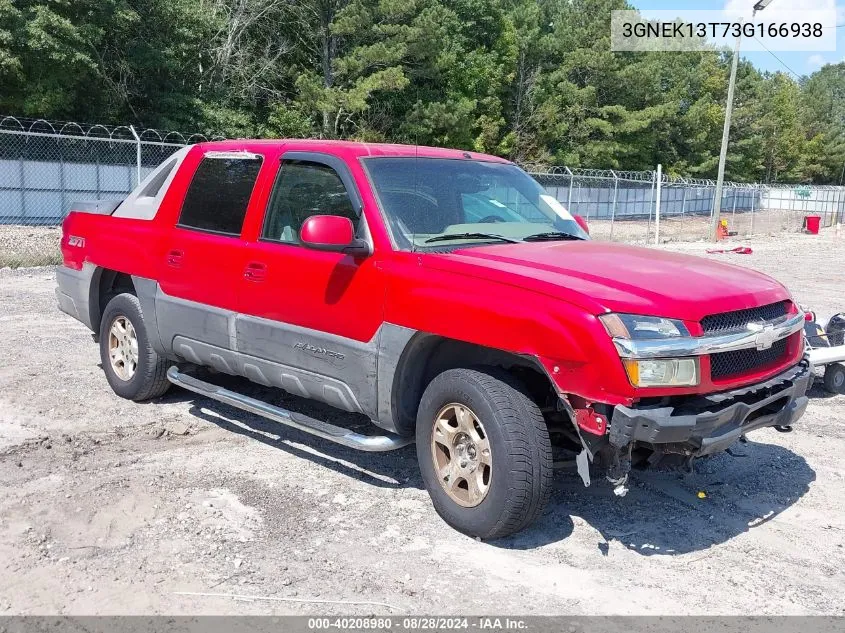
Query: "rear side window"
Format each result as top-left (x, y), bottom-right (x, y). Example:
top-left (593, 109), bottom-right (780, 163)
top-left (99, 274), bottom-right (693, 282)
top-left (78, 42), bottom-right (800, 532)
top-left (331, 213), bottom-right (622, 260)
top-left (178, 154), bottom-right (263, 235)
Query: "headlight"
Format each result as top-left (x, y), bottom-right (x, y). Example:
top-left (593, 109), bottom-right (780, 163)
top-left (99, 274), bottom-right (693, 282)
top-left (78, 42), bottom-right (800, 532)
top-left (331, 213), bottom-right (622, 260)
top-left (622, 358), bottom-right (699, 387)
top-left (600, 313), bottom-right (689, 339)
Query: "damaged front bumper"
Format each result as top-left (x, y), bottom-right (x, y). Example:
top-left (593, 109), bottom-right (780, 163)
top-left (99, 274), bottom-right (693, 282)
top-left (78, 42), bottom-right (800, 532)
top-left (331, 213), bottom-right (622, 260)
top-left (608, 360), bottom-right (812, 457)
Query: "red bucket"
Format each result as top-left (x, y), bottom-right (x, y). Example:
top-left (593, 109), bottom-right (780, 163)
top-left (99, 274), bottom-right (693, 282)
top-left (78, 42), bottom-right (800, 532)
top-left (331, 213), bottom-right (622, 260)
top-left (805, 215), bottom-right (821, 234)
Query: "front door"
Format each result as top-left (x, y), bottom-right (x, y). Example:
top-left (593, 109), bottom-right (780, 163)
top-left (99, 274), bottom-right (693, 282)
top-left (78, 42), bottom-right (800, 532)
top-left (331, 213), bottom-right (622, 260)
top-left (236, 152), bottom-right (386, 416)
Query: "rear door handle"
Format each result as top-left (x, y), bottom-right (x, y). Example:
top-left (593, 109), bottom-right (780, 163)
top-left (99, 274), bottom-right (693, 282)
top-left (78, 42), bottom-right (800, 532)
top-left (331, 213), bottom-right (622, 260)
top-left (166, 249), bottom-right (184, 268)
top-left (244, 261), bottom-right (267, 281)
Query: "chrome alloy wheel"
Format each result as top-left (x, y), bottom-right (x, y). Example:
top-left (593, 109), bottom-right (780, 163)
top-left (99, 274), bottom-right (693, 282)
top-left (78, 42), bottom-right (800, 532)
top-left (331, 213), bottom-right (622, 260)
top-left (430, 403), bottom-right (492, 507)
top-left (108, 316), bottom-right (138, 381)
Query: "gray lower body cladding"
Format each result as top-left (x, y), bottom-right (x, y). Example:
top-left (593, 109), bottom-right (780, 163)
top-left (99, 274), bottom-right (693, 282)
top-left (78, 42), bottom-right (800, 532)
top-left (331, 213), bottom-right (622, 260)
top-left (152, 284), bottom-right (416, 434)
top-left (609, 360), bottom-right (812, 457)
top-left (55, 264), bottom-right (97, 330)
top-left (56, 269), bottom-right (418, 435)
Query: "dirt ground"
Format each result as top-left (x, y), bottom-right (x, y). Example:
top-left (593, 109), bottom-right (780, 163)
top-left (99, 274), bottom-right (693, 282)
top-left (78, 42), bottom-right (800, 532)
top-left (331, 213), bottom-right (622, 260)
top-left (0, 231), bottom-right (844, 616)
top-left (588, 208), bottom-right (842, 244)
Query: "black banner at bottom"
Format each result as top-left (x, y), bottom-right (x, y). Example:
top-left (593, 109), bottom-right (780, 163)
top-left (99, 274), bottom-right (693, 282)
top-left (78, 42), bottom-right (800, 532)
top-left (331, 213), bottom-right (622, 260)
top-left (0, 617), bottom-right (842, 633)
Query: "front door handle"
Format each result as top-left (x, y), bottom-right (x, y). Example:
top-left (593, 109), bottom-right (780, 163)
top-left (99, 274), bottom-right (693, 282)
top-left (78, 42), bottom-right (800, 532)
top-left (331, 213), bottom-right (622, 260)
top-left (244, 261), bottom-right (267, 281)
top-left (166, 249), bottom-right (184, 268)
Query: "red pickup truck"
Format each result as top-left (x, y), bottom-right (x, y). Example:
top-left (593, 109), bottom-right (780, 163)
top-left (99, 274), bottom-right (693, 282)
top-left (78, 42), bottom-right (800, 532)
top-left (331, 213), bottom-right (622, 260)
top-left (57, 140), bottom-right (811, 539)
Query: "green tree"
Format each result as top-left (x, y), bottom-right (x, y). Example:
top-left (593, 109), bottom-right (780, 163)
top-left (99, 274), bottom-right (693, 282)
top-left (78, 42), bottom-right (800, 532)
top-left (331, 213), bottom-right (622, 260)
top-left (800, 62), bottom-right (845, 184)
top-left (0, 0), bottom-right (842, 185)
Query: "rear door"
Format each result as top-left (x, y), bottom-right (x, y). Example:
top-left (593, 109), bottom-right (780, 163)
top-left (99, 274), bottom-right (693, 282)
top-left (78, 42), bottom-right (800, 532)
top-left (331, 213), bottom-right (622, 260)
top-left (156, 150), bottom-right (264, 371)
top-left (235, 152), bottom-right (386, 416)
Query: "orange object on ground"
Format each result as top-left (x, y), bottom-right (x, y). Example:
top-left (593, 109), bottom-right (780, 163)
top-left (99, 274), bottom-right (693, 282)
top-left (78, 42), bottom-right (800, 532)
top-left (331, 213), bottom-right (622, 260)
top-left (716, 219), bottom-right (729, 240)
top-left (805, 215), bottom-right (821, 234)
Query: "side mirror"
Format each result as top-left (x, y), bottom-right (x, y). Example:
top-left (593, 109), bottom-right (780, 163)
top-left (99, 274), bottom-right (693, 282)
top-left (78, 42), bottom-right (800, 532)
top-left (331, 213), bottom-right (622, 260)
top-left (300, 215), bottom-right (369, 255)
top-left (574, 214), bottom-right (590, 235)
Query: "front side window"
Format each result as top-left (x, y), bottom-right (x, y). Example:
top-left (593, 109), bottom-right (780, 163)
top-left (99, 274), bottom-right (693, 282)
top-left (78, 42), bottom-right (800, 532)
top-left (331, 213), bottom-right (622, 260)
top-left (363, 157), bottom-right (588, 250)
top-left (178, 154), bottom-right (263, 235)
top-left (261, 160), bottom-right (358, 244)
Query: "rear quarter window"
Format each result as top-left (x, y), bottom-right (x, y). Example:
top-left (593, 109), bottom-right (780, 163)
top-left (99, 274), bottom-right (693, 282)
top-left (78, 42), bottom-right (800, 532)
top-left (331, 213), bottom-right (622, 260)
top-left (177, 154), bottom-right (263, 235)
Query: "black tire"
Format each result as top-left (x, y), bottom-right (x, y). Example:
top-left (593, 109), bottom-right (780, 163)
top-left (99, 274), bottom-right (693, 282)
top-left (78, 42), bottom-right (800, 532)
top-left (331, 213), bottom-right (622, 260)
top-left (823, 363), bottom-right (845, 395)
top-left (416, 367), bottom-right (553, 539)
top-left (99, 293), bottom-right (171, 401)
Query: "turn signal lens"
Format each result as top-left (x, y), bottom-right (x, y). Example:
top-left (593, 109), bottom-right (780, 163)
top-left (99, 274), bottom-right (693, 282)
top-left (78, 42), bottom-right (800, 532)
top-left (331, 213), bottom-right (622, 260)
top-left (599, 313), bottom-right (689, 339)
top-left (623, 358), bottom-right (699, 387)
top-left (599, 313), bottom-right (629, 338)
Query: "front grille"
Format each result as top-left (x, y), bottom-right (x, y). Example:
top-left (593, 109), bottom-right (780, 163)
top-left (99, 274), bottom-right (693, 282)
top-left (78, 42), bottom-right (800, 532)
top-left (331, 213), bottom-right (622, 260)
top-left (710, 337), bottom-right (789, 380)
top-left (701, 301), bottom-right (789, 334)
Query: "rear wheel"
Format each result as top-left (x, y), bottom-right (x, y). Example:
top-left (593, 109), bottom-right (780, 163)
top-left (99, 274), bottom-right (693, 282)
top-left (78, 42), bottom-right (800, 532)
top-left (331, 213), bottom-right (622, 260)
top-left (99, 293), bottom-right (170, 401)
top-left (823, 363), bottom-right (845, 394)
top-left (416, 367), bottom-right (552, 539)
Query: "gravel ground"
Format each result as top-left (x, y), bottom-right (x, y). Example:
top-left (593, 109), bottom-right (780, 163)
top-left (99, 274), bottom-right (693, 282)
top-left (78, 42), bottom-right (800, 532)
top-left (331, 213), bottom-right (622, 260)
top-left (589, 208), bottom-right (835, 244)
top-left (0, 225), bottom-right (63, 268)
top-left (0, 231), bottom-right (844, 616)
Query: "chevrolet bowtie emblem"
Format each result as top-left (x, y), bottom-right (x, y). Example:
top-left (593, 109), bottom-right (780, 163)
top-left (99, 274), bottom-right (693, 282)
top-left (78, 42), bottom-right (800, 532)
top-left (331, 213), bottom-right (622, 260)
top-left (746, 321), bottom-right (778, 350)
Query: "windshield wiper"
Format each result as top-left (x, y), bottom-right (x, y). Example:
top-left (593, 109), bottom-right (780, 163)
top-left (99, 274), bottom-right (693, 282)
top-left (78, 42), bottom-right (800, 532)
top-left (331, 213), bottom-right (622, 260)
top-left (522, 231), bottom-right (585, 242)
top-left (424, 232), bottom-right (521, 244)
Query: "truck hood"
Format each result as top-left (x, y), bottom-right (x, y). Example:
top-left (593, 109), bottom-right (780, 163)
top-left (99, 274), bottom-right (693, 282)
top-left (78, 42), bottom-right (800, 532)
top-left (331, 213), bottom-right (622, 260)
top-left (426, 241), bottom-right (790, 320)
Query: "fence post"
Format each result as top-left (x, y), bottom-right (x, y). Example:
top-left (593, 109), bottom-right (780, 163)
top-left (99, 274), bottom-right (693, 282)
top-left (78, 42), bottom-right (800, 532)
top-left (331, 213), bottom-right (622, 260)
top-left (95, 146), bottom-right (101, 200)
top-left (609, 171), bottom-right (619, 241)
top-left (575, 182), bottom-right (582, 217)
top-left (646, 173), bottom-right (655, 244)
top-left (830, 189), bottom-right (835, 227)
top-left (18, 150), bottom-right (25, 224)
top-left (822, 189), bottom-right (830, 228)
top-left (654, 164), bottom-right (662, 245)
top-left (130, 125), bottom-right (141, 187)
top-left (828, 189), bottom-right (834, 227)
top-left (826, 189), bottom-right (831, 227)
top-left (566, 167), bottom-right (573, 213)
top-left (750, 185), bottom-right (757, 235)
top-left (789, 187), bottom-right (796, 232)
top-left (59, 142), bottom-right (65, 224)
top-left (680, 184), bottom-right (687, 216)
top-left (731, 187), bottom-right (737, 224)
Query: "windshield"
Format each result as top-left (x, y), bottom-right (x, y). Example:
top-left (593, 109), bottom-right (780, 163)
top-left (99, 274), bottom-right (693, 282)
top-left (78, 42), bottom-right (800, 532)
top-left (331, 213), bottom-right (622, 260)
top-left (363, 157), bottom-right (589, 250)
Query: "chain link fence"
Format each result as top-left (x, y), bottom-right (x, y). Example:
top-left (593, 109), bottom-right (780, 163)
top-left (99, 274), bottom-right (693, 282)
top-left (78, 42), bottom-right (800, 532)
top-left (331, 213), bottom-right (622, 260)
top-left (528, 166), bottom-right (845, 244)
top-left (1, 116), bottom-right (844, 267)
top-left (0, 117), bottom-right (210, 266)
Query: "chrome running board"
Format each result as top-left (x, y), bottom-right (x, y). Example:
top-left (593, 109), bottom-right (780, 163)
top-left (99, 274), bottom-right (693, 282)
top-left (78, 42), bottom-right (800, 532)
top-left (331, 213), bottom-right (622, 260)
top-left (166, 367), bottom-right (413, 452)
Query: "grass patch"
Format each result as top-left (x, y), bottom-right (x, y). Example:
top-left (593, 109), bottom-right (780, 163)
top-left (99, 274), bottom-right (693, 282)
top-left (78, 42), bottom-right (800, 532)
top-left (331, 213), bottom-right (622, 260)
top-left (0, 251), bottom-right (63, 268)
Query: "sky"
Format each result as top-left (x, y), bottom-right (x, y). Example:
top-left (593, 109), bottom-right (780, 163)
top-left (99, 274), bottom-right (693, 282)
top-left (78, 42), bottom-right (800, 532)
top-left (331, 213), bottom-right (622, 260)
top-left (630, 0), bottom-right (845, 77)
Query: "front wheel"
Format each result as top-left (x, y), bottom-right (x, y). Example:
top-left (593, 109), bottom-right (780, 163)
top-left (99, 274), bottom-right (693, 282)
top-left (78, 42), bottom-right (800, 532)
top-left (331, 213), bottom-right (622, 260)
top-left (99, 293), bottom-right (171, 401)
top-left (416, 368), bottom-right (553, 539)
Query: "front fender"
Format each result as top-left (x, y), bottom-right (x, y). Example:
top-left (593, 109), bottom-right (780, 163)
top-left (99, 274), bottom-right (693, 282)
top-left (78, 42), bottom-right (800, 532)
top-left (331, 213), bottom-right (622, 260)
top-left (383, 254), bottom-right (638, 406)
top-left (385, 255), bottom-right (593, 362)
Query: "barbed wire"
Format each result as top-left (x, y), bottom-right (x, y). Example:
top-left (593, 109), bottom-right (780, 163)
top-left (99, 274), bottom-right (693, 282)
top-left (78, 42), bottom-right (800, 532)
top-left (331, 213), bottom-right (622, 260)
top-left (522, 164), bottom-right (845, 191)
top-left (0, 115), bottom-right (225, 144)
top-left (1, 114), bottom-right (843, 191)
